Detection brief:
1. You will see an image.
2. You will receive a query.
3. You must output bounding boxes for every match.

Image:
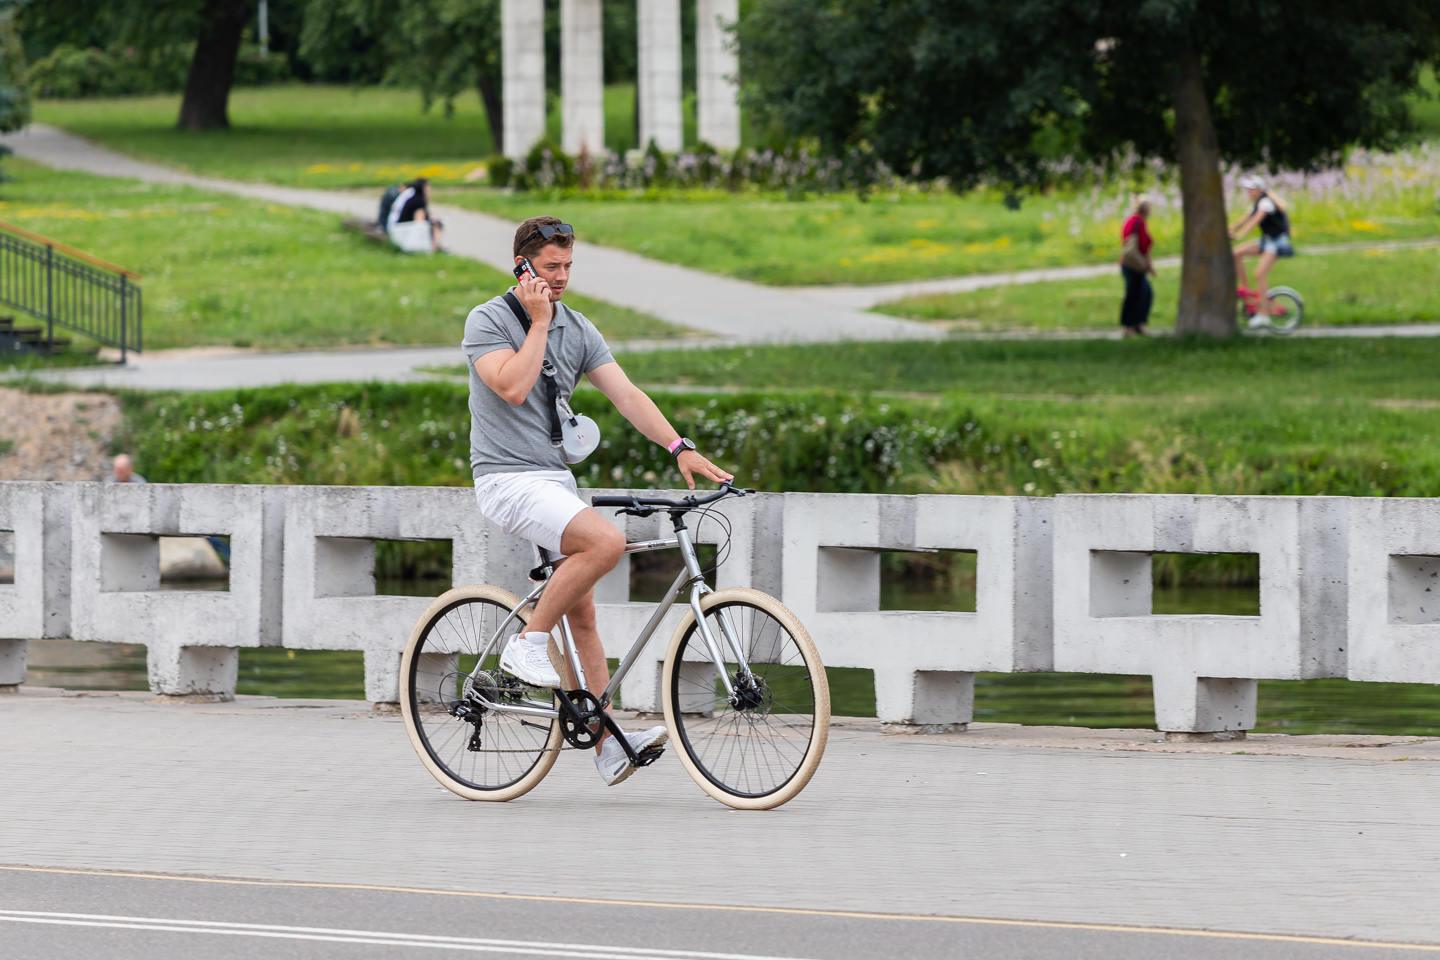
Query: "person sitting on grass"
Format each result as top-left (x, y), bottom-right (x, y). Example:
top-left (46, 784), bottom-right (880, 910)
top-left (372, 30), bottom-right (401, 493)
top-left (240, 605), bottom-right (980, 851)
top-left (386, 177), bottom-right (445, 254)
top-left (1229, 174), bottom-right (1295, 328)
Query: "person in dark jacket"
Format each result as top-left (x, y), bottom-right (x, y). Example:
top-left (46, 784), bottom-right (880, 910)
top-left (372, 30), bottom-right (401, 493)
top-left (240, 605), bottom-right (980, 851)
top-left (386, 177), bottom-right (445, 253)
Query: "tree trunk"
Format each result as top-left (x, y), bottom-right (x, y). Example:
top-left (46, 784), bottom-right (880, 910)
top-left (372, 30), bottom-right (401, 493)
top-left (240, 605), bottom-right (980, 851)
top-left (1172, 46), bottom-right (1236, 337)
top-left (478, 74), bottom-right (504, 155)
top-left (177, 0), bottom-right (250, 130)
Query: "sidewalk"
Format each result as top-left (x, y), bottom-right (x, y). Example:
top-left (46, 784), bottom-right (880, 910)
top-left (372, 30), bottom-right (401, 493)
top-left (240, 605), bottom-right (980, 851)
top-left (4, 683), bottom-right (1440, 945)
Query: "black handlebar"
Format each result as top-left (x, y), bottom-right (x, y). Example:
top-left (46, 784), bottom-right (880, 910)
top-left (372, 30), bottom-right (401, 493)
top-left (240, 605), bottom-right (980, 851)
top-left (591, 481), bottom-right (755, 515)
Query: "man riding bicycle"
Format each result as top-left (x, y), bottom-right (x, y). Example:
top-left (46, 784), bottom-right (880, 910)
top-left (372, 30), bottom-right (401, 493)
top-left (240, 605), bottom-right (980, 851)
top-left (1229, 174), bottom-right (1296, 329)
top-left (462, 215), bottom-right (733, 786)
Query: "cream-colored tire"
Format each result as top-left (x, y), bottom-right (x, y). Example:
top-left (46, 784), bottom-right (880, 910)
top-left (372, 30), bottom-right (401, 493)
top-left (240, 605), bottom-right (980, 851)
top-left (400, 584), bottom-right (562, 802)
top-left (662, 588), bottom-right (829, 810)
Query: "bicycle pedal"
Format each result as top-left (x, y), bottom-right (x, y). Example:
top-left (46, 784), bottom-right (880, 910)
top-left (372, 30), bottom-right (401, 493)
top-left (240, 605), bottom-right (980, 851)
top-left (635, 745), bottom-right (665, 767)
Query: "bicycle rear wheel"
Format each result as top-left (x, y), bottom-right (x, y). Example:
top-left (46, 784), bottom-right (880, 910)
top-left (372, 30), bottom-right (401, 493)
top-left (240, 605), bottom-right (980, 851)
top-left (400, 585), bottom-right (562, 801)
top-left (1266, 286), bottom-right (1303, 334)
top-left (662, 588), bottom-right (829, 810)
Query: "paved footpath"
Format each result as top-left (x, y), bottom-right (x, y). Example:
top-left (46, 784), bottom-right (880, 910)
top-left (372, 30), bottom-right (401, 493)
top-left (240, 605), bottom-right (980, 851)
top-left (3, 685), bottom-right (1440, 947)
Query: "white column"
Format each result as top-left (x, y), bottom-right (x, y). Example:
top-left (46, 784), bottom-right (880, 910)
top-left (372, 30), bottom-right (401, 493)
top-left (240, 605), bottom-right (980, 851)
top-left (502, 0), bottom-right (546, 159)
top-left (561, 0), bottom-right (605, 155)
top-left (696, 0), bottom-right (740, 149)
top-left (637, 0), bottom-right (683, 152)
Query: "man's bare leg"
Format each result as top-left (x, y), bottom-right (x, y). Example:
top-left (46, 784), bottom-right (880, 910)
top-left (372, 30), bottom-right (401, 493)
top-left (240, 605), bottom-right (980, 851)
top-left (527, 509), bottom-right (625, 752)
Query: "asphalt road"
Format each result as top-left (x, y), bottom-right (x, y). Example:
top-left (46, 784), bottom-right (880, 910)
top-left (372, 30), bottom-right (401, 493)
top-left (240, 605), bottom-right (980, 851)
top-left (5, 866), bottom-right (1439, 960)
top-left (4, 688), bottom-right (1440, 958)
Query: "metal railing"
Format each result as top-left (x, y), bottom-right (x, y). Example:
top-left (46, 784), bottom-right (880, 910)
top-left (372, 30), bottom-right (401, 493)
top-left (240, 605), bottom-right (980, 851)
top-left (0, 219), bottom-right (142, 362)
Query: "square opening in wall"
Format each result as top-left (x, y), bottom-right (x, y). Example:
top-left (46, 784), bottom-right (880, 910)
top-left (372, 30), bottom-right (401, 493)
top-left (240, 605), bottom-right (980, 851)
top-left (158, 535), bottom-right (231, 592)
top-left (1152, 552), bottom-right (1259, 616)
top-left (376, 539), bottom-right (453, 598)
top-left (1389, 555), bottom-right (1440, 625)
top-left (880, 549), bottom-right (977, 612)
top-left (0, 530), bottom-right (13, 585)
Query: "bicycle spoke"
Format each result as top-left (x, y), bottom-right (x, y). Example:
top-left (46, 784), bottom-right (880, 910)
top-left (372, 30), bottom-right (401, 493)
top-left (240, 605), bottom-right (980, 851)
top-left (402, 590), bottom-right (561, 798)
top-left (669, 597), bottom-right (825, 803)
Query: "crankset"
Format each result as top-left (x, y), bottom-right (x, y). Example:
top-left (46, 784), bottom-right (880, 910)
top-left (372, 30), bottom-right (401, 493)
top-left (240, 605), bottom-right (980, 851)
top-left (556, 688), bottom-right (606, 749)
top-left (554, 689), bottom-right (657, 766)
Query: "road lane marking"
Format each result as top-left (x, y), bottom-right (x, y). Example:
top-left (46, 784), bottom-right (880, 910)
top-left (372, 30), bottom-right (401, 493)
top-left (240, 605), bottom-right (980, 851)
top-left (2, 864), bottom-right (1437, 953)
top-left (0, 910), bottom-right (818, 960)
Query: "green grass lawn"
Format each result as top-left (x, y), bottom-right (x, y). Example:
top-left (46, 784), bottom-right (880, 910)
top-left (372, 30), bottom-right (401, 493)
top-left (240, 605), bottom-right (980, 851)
top-left (36, 85), bottom-right (1440, 286)
top-left (0, 158), bottom-right (683, 350)
top-left (619, 334), bottom-right (1440, 401)
top-left (33, 82), bottom-right (696, 189)
top-left (36, 84), bottom-right (498, 189)
top-left (873, 243), bottom-right (1440, 331)
top-left (616, 336), bottom-right (1440, 498)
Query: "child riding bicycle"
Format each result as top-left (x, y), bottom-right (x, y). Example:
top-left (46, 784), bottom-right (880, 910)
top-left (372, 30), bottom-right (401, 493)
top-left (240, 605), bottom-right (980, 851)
top-left (1229, 174), bottom-right (1296, 329)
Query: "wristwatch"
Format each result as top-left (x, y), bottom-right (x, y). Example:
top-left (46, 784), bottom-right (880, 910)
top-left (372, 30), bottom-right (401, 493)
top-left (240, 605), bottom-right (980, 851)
top-left (669, 437), bottom-right (697, 458)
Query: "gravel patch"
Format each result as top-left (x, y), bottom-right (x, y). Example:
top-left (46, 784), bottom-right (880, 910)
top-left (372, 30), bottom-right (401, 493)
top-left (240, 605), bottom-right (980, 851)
top-left (0, 386), bottom-right (123, 481)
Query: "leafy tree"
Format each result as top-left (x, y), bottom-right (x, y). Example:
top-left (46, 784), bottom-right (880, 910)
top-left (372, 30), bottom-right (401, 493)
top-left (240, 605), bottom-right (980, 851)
top-left (14, 0), bottom-right (283, 129)
top-left (738, 0), bottom-right (1440, 336)
top-left (0, 5), bottom-right (29, 151)
top-left (301, 0), bottom-right (503, 151)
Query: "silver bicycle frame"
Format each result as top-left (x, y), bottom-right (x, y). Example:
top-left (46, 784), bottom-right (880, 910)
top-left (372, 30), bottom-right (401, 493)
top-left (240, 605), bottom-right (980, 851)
top-left (462, 524), bottom-right (750, 717)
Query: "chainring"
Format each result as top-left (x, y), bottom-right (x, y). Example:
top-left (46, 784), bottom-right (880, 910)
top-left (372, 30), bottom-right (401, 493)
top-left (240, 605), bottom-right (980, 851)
top-left (557, 689), bottom-right (604, 749)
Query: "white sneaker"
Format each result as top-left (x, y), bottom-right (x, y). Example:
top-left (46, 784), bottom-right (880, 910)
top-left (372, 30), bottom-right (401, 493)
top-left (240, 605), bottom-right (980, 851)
top-left (499, 631), bottom-right (562, 688)
top-left (1248, 313), bottom-right (1269, 329)
top-left (595, 725), bottom-right (669, 786)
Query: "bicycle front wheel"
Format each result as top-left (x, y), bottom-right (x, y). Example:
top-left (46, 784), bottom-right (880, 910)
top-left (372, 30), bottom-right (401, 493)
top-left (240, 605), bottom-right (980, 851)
top-left (400, 584), bottom-right (562, 801)
top-left (1266, 286), bottom-right (1303, 334)
top-left (662, 588), bottom-right (830, 810)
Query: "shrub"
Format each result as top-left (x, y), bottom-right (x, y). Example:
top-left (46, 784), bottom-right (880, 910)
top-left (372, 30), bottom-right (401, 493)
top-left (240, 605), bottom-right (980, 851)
top-left (498, 138), bottom-right (900, 196)
top-left (485, 154), bottom-right (514, 188)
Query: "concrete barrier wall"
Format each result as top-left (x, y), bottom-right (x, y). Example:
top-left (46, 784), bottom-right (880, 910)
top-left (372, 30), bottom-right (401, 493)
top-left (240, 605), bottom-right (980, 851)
top-left (1347, 498), bottom-right (1440, 684)
top-left (1053, 495), bottom-right (1348, 733)
top-left (281, 485), bottom-right (530, 702)
top-left (0, 482), bottom-right (72, 685)
top-left (68, 483), bottom-right (283, 697)
top-left (2, 482), bottom-right (1435, 733)
top-left (776, 493), bottom-right (1052, 729)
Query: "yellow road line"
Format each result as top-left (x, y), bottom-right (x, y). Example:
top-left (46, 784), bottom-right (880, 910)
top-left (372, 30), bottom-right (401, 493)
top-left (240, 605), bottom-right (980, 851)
top-left (1, 863), bottom-right (1434, 953)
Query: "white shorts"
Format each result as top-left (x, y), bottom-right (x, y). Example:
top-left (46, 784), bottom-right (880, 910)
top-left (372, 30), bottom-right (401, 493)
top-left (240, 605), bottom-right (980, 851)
top-left (473, 469), bottom-right (587, 555)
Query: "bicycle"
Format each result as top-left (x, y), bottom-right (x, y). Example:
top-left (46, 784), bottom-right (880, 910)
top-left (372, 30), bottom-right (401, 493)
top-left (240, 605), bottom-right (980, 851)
top-left (398, 483), bottom-right (830, 810)
top-left (1237, 283), bottom-right (1304, 334)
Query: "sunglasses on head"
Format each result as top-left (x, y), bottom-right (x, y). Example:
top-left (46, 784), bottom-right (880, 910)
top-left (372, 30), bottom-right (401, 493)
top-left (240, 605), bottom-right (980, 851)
top-left (525, 222), bottom-right (574, 246)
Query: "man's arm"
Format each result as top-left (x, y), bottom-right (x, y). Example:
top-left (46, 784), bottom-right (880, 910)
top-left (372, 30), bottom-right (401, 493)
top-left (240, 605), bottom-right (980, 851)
top-left (587, 361), bottom-right (733, 490)
top-left (473, 276), bottom-right (554, 404)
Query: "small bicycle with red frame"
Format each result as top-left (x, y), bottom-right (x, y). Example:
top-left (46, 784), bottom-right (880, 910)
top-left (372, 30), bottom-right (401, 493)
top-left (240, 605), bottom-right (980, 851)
top-left (1237, 283), bottom-right (1304, 335)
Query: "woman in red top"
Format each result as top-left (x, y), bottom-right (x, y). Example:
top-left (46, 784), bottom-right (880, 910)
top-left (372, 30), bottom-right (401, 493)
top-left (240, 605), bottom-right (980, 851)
top-left (1119, 199), bottom-right (1156, 337)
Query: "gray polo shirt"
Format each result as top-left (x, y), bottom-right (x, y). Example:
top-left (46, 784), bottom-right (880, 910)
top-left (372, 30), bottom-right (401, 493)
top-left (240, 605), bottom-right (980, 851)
top-left (462, 290), bottom-right (614, 477)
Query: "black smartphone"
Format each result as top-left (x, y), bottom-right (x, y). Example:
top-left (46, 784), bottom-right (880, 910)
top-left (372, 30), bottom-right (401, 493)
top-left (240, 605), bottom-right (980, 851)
top-left (513, 257), bottom-right (537, 283)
